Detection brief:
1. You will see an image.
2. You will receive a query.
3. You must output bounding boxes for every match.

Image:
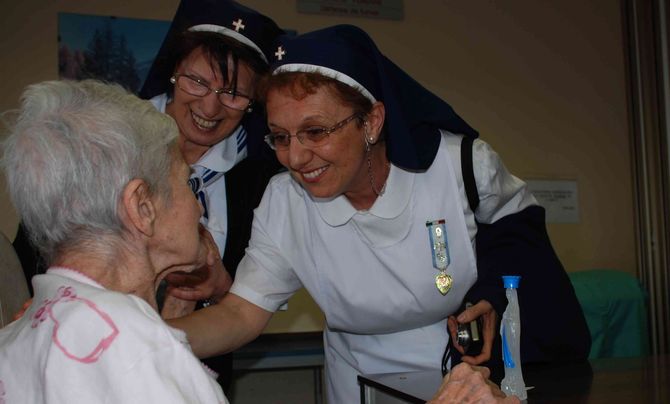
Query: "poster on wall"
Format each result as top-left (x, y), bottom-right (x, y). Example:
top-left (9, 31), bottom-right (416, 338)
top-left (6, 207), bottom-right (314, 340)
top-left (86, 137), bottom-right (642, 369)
top-left (58, 13), bottom-right (170, 94)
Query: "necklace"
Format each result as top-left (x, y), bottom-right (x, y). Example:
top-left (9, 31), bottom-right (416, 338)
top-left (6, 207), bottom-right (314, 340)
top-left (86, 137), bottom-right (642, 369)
top-left (366, 153), bottom-right (390, 197)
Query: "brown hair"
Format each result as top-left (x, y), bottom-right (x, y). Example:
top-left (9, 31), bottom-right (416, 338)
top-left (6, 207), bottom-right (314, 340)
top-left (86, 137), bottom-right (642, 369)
top-left (258, 71), bottom-right (373, 125)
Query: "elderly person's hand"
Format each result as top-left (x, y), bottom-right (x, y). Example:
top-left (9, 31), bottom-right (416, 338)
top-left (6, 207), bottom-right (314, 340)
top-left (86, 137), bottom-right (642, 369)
top-left (164, 226), bottom-right (233, 304)
top-left (447, 300), bottom-right (497, 365)
top-left (428, 363), bottom-right (520, 404)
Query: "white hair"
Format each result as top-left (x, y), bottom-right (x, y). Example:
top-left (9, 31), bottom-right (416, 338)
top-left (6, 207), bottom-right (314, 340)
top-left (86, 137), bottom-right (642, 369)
top-left (2, 80), bottom-right (178, 263)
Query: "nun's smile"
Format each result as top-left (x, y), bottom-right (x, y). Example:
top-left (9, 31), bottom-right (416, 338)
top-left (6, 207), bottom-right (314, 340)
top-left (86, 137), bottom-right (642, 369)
top-left (166, 47), bottom-right (254, 163)
top-left (266, 84), bottom-right (387, 209)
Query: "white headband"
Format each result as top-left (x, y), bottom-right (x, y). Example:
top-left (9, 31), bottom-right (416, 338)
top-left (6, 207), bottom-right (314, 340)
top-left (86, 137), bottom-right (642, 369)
top-left (189, 23), bottom-right (268, 63)
top-left (273, 63), bottom-right (377, 103)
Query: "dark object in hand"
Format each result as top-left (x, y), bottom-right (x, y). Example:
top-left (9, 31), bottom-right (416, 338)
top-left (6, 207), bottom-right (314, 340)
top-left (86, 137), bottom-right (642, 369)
top-left (457, 303), bottom-right (483, 356)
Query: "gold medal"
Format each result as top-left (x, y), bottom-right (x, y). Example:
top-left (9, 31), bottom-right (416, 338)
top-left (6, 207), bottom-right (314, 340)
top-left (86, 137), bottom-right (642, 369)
top-left (435, 271), bottom-right (453, 295)
top-left (427, 219), bottom-right (452, 296)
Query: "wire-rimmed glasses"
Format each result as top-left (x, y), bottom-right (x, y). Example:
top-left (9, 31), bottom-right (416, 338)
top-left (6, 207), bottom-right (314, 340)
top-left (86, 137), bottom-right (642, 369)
top-left (170, 73), bottom-right (253, 111)
top-left (264, 113), bottom-right (361, 150)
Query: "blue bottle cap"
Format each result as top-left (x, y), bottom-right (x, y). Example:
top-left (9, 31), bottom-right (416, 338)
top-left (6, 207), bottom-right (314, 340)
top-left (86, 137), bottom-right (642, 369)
top-left (502, 275), bottom-right (521, 289)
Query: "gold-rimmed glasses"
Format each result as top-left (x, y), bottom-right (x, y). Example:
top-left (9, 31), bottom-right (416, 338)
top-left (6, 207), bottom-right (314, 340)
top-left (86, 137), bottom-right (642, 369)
top-left (264, 113), bottom-right (361, 150)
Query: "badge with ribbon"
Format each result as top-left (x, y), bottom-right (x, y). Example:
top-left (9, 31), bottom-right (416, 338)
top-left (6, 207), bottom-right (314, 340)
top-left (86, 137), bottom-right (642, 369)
top-left (426, 219), bottom-right (452, 295)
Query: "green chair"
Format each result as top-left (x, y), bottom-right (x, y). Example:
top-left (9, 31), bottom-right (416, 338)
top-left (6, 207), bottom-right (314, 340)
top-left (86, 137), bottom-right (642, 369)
top-left (568, 269), bottom-right (649, 359)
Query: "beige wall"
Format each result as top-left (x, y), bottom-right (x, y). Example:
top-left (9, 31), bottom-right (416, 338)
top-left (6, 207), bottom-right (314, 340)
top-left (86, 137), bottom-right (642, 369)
top-left (0, 1), bottom-right (635, 332)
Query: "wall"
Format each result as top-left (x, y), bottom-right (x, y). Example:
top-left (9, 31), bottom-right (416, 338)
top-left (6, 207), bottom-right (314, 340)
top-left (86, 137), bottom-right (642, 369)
top-left (0, 0), bottom-right (635, 332)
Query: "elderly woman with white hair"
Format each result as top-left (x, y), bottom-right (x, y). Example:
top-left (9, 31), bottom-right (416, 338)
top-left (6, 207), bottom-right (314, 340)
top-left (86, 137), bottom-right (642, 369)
top-left (0, 80), bottom-right (227, 403)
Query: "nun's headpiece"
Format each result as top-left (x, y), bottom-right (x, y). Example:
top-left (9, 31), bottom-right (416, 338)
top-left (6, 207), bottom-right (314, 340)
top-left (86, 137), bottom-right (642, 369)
top-left (140, 0), bottom-right (284, 99)
top-left (271, 24), bottom-right (478, 171)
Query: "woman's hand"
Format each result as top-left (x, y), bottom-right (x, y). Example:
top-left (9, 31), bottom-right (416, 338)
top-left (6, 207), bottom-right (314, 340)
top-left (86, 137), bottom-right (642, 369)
top-left (447, 299), bottom-right (497, 365)
top-left (13, 299), bottom-right (32, 320)
top-left (164, 226), bottom-right (232, 303)
top-left (428, 363), bottom-right (520, 404)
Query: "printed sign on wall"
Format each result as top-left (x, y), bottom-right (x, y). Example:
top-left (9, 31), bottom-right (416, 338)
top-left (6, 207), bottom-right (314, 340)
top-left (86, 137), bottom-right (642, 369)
top-left (526, 179), bottom-right (580, 224)
top-left (297, 0), bottom-right (404, 20)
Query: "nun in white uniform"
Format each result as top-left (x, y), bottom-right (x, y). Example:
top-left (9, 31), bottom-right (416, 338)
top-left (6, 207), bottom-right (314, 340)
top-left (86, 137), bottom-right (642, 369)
top-left (172, 24), bottom-right (535, 403)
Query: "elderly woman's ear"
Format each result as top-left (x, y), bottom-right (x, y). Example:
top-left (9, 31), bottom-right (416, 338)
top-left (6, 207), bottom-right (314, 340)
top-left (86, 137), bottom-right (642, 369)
top-left (365, 101), bottom-right (385, 144)
top-left (121, 179), bottom-right (157, 237)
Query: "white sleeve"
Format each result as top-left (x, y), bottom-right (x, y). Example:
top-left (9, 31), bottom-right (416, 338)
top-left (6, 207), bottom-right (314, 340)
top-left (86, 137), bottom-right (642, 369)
top-left (471, 138), bottom-right (537, 224)
top-left (230, 178), bottom-right (303, 312)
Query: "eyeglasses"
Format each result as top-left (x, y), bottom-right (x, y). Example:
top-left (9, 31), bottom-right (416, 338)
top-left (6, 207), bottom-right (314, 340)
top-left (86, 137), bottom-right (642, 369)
top-left (264, 113), bottom-right (360, 151)
top-left (170, 73), bottom-right (253, 111)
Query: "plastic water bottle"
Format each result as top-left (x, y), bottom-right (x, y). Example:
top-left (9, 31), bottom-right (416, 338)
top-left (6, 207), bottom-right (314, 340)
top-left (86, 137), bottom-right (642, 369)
top-left (500, 275), bottom-right (527, 400)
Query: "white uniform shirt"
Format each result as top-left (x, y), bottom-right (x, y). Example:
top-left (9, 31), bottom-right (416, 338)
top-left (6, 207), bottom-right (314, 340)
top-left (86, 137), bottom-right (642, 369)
top-left (0, 268), bottom-right (227, 403)
top-left (231, 131), bottom-right (536, 403)
top-left (150, 94), bottom-right (247, 256)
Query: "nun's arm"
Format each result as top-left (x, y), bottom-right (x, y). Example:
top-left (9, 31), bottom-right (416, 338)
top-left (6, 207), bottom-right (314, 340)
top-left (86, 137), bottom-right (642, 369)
top-left (167, 292), bottom-right (272, 359)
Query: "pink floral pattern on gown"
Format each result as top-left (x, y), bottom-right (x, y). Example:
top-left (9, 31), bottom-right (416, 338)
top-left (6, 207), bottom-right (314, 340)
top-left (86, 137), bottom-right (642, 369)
top-left (31, 286), bottom-right (119, 363)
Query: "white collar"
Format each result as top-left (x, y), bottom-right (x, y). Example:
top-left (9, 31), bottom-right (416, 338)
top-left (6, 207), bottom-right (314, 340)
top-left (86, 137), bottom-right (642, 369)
top-left (314, 164), bottom-right (414, 227)
top-left (194, 125), bottom-right (248, 173)
top-left (47, 267), bottom-right (106, 289)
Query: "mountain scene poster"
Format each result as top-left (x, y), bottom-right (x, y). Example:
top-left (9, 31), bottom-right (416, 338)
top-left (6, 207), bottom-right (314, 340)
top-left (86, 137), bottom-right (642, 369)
top-left (58, 13), bottom-right (170, 94)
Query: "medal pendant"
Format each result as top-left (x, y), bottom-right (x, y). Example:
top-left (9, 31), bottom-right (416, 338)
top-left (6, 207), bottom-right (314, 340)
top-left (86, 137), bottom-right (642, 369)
top-left (427, 219), bottom-right (452, 296)
top-left (435, 271), bottom-right (452, 295)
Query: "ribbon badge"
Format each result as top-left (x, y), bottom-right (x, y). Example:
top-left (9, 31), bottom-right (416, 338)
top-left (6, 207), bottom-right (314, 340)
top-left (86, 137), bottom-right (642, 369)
top-left (426, 219), bottom-right (452, 295)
